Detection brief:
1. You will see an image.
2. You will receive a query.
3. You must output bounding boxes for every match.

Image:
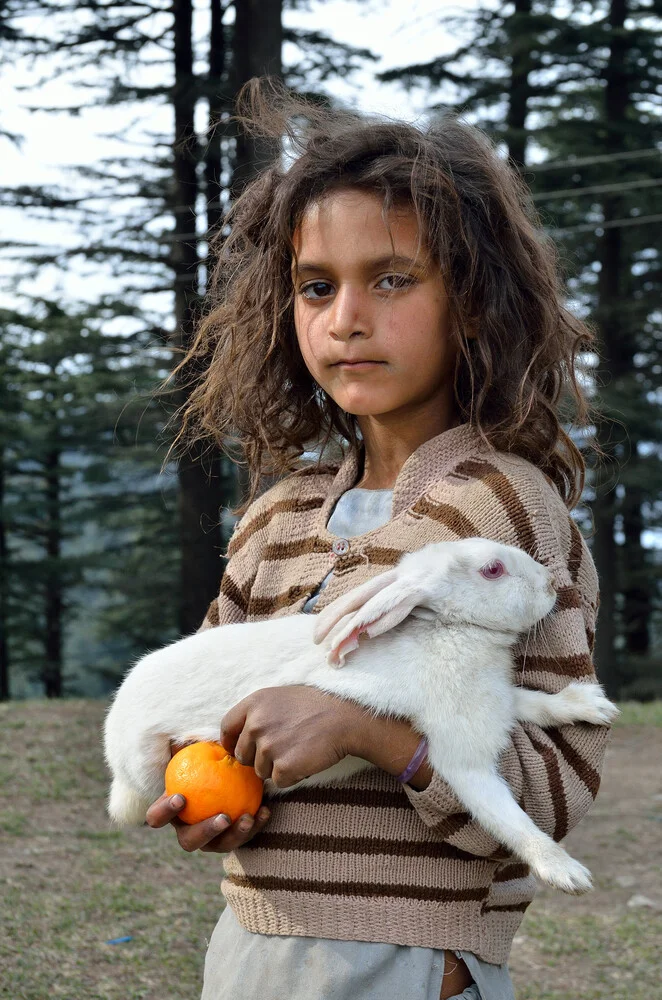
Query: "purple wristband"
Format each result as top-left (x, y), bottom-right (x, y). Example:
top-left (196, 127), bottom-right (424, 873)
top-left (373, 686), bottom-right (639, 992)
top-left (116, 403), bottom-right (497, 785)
top-left (396, 737), bottom-right (429, 784)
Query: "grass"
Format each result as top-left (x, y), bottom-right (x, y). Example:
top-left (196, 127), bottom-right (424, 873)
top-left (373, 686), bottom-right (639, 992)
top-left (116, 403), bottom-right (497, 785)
top-left (613, 700), bottom-right (662, 727)
top-left (0, 698), bottom-right (223, 1000)
top-left (1, 698), bottom-right (660, 999)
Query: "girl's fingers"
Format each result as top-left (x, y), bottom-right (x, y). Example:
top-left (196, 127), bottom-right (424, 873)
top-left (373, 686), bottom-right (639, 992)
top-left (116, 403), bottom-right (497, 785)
top-left (220, 702), bottom-right (247, 756)
top-left (175, 812), bottom-right (233, 852)
top-left (233, 733), bottom-right (257, 767)
top-left (253, 745), bottom-right (274, 781)
top-left (200, 807), bottom-right (271, 854)
top-left (145, 791), bottom-right (187, 829)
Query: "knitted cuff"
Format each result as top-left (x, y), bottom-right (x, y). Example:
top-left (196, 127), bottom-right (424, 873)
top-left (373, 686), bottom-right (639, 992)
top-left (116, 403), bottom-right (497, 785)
top-left (396, 737), bottom-right (429, 784)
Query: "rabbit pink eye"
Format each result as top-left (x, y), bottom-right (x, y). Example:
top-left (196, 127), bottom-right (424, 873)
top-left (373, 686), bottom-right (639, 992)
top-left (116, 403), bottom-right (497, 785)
top-left (480, 560), bottom-right (506, 580)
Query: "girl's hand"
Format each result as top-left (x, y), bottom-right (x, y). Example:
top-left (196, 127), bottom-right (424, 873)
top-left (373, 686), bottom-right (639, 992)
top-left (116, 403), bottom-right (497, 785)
top-left (144, 740), bottom-right (271, 852)
top-left (220, 685), bottom-right (365, 787)
top-left (145, 791), bottom-right (271, 853)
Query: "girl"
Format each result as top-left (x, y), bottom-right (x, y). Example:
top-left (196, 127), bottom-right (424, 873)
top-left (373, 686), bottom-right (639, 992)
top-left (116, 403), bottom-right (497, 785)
top-left (146, 80), bottom-right (609, 1000)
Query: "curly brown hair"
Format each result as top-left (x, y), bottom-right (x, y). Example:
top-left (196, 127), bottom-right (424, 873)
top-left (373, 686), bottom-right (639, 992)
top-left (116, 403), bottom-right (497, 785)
top-left (170, 78), bottom-right (594, 512)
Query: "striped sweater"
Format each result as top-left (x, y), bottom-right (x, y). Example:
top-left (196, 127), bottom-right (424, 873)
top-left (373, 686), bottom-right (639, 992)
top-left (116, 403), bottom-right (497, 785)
top-left (199, 423), bottom-right (607, 964)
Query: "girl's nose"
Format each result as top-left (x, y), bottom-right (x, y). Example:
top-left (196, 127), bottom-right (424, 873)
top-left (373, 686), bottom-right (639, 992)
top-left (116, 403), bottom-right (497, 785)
top-left (328, 285), bottom-right (372, 341)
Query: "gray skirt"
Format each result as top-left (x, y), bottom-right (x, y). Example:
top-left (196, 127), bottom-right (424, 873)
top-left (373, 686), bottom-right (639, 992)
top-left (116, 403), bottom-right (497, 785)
top-left (201, 906), bottom-right (515, 1000)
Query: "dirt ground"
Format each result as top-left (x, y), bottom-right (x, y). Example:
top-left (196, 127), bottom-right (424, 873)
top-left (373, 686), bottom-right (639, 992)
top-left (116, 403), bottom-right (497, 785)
top-left (509, 720), bottom-right (662, 998)
top-left (1, 699), bottom-right (660, 1000)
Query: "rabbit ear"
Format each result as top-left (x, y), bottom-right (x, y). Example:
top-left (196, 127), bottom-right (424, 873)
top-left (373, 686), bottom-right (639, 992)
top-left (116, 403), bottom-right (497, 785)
top-left (312, 570), bottom-right (398, 645)
top-left (320, 578), bottom-right (430, 668)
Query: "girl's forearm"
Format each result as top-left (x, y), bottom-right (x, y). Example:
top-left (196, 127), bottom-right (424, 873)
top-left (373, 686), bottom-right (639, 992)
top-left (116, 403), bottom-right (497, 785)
top-left (349, 712), bottom-right (432, 790)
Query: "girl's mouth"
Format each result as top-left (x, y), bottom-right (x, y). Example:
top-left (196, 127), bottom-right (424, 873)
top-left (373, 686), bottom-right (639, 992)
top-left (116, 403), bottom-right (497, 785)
top-left (334, 360), bottom-right (385, 370)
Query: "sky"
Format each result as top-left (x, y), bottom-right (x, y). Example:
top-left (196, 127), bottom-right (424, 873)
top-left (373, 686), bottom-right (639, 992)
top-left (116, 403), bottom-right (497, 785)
top-left (0, 0), bottom-right (479, 308)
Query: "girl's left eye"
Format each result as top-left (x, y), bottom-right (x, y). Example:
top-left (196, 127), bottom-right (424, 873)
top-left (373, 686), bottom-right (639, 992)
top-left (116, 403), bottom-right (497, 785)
top-left (479, 560), bottom-right (506, 580)
top-left (377, 274), bottom-right (415, 291)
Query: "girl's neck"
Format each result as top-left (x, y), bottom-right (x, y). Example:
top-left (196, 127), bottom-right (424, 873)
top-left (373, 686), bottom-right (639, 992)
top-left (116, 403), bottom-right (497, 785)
top-left (354, 403), bottom-right (457, 490)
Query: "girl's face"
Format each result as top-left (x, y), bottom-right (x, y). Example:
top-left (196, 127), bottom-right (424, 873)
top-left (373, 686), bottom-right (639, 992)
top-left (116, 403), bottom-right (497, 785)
top-left (292, 189), bottom-right (457, 432)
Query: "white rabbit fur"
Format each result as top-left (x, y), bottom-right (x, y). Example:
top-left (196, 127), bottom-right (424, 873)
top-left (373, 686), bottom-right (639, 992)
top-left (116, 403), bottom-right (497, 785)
top-left (104, 536), bottom-right (617, 894)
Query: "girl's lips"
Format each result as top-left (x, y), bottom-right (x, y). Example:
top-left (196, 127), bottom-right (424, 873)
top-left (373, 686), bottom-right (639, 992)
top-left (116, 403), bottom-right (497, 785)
top-left (334, 360), bottom-right (384, 369)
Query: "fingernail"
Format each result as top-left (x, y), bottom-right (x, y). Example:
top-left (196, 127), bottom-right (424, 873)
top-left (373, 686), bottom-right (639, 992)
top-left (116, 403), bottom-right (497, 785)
top-left (257, 808), bottom-right (270, 822)
top-left (213, 814), bottom-right (231, 831)
top-left (170, 794), bottom-right (185, 809)
top-left (238, 816), bottom-right (253, 832)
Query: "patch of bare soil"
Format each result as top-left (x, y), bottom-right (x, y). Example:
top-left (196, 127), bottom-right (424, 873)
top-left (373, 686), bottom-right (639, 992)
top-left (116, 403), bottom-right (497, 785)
top-left (1, 701), bottom-right (660, 999)
top-left (510, 725), bottom-right (662, 999)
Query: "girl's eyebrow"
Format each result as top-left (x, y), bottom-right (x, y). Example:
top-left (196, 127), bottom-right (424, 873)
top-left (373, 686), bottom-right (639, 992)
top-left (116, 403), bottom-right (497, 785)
top-left (294, 253), bottom-right (426, 277)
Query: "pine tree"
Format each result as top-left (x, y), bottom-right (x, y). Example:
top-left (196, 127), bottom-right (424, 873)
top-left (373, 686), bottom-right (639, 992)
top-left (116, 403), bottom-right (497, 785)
top-left (380, 0), bottom-right (662, 697)
top-left (0, 298), bottom-right (178, 696)
top-left (1, 0), bottom-right (374, 636)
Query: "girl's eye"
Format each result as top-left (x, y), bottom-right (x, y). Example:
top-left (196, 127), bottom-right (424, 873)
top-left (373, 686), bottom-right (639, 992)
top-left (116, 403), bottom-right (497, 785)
top-left (377, 274), bottom-right (415, 291)
top-left (300, 281), bottom-right (334, 300)
top-left (479, 560), bottom-right (506, 580)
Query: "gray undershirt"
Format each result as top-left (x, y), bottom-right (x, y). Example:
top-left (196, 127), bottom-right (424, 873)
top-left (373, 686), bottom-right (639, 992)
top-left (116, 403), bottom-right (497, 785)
top-left (302, 487), bottom-right (394, 613)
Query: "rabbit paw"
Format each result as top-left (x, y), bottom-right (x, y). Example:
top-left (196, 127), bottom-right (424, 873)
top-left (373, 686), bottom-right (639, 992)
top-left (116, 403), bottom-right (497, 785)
top-left (530, 844), bottom-right (593, 895)
top-left (557, 683), bottom-right (620, 726)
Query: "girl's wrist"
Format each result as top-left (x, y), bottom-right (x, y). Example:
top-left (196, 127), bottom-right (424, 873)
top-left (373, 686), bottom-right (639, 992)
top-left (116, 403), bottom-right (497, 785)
top-left (349, 712), bottom-right (432, 790)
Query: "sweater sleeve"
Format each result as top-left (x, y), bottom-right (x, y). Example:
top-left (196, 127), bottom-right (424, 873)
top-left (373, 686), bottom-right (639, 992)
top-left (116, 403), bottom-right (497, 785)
top-left (196, 500), bottom-right (268, 632)
top-left (401, 486), bottom-right (609, 859)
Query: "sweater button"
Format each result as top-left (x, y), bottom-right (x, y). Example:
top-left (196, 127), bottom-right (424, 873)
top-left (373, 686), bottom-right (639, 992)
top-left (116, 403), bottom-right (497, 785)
top-left (332, 538), bottom-right (350, 556)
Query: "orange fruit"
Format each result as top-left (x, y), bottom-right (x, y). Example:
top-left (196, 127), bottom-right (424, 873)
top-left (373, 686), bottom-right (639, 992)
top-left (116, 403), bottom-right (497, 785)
top-left (164, 741), bottom-right (263, 825)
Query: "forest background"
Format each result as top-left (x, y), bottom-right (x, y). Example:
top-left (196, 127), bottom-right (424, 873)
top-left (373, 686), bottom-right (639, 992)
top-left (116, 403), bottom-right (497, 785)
top-left (0, 0), bottom-right (660, 704)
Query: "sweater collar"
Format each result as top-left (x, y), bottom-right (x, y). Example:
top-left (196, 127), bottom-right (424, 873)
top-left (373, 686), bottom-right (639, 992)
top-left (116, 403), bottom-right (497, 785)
top-left (321, 423), bottom-right (489, 523)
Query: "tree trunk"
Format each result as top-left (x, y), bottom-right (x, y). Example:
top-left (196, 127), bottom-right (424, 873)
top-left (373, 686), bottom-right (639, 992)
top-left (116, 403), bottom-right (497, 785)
top-left (621, 484), bottom-right (651, 657)
top-left (172, 0), bottom-right (226, 634)
top-left (506, 0), bottom-right (533, 168)
top-left (231, 0), bottom-right (283, 195)
top-left (591, 0), bottom-right (631, 697)
top-left (205, 0), bottom-right (244, 520)
top-left (0, 454), bottom-right (9, 701)
top-left (229, 0), bottom-right (283, 502)
top-left (43, 447), bottom-right (62, 697)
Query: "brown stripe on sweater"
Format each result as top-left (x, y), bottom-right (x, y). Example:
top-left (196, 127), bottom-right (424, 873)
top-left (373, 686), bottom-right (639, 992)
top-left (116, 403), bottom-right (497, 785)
top-left (410, 497), bottom-right (479, 538)
top-left (220, 571), bottom-right (249, 615)
top-left (454, 460), bottom-right (538, 557)
top-left (482, 901), bottom-right (531, 914)
top-left (364, 545), bottom-right (405, 566)
top-left (586, 627), bottom-right (595, 652)
top-left (567, 519), bottom-right (584, 583)
top-left (334, 546), bottom-right (404, 575)
top-left (515, 652), bottom-right (594, 678)
top-left (332, 554), bottom-right (368, 575)
top-left (248, 585), bottom-right (313, 617)
top-left (527, 730), bottom-right (568, 841)
top-left (275, 786), bottom-right (413, 809)
top-left (545, 728), bottom-right (601, 799)
top-left (276, 786), bottom-right (473, 836)
top-left (229, 497), bottom-right (326, 556)
top-left (225, 873), bottom-right (488, 904)
top-left (263, 536), bottom-right (331, 561)
top-left (292, 463), bottom-right (340, 479)
top-left (250, 831), bottom-right (478, 862)
top-left (431, 812), bottom-right (474, 840)
top-left (493, 863), bottom-right (530, 883)
top-left (204, 597), bottom-right (220, 628)
top-left (555, 586), bottom-right (582, 611)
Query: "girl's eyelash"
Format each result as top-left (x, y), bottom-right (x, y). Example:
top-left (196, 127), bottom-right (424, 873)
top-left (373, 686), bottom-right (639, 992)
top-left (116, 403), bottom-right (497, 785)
top-left (299, 281), bottom-right (334, 299)
top-left (299, 274), bottom-right (416, 299)
top-left (378, 274), bottom-right (416, 289)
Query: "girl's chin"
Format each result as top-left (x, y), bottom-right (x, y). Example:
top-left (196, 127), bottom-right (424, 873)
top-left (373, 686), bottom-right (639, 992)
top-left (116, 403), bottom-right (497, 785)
top-left (332, 393), bottom-right (399, 417)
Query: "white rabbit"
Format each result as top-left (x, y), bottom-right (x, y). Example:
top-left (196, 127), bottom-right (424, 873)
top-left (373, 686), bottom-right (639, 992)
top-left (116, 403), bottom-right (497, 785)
top-left (103, 537), bottom-right (617, 894)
